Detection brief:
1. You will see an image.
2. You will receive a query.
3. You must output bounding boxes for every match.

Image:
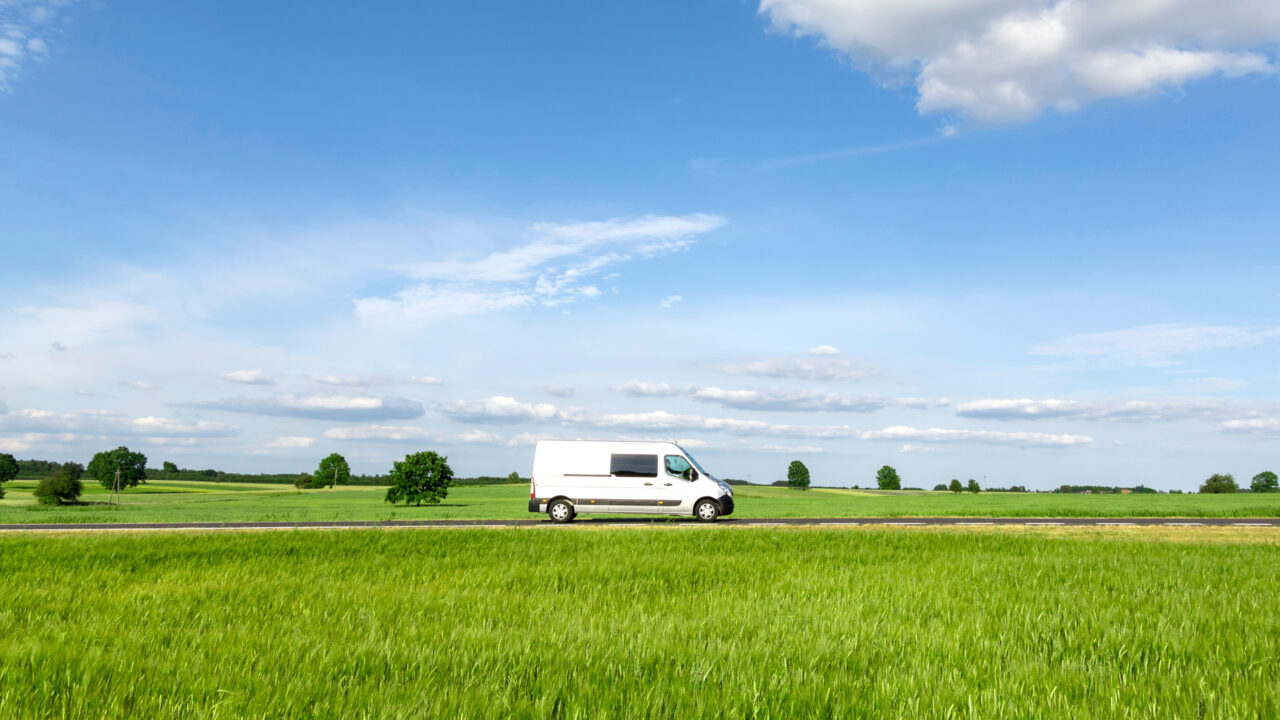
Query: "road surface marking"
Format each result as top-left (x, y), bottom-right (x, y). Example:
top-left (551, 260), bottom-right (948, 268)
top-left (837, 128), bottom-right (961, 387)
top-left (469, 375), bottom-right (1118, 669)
top-left (1165, 522), bottom-right (1204, 526)
top-left (819, 521), bottom-right (857, 525)
top-left (1096, 522), bottom-right (1136, 526)
top-left (1026, 522), bottom-right (1064, 526)
top-left (1232, 522), bottom-right (1272, 527)
top-left (885, 522), bottom-right (925, 526)
top-left (957, 522), bottom-right (994, 525)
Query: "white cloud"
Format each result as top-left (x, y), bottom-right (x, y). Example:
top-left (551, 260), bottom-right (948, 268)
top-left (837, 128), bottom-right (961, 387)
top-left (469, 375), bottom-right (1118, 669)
top-left (954, 397), bottom-right (1237, 422)
top-left (508, 432), bottom-right (560, 446)
top-left (222, 369), bottom-right (276, 386)
top-left (312, 373), bottom-right (389, 387)
top-left (660, 295), bottom-right (683, 309)
top-left (122, 381), bottom-right (161, 391)
top-left (0, 1), bottom-right (65, 92)
top-left (900, 443), bottom-right (934, 453)
top-left (323, 425), bottom-right (504, 444)
top-left (858, 425), bottom-right (1092, 447)
top-left (757, 444), bottom-right (827, 454)
top-left (0, 409), bottom-right (239, 443)
top-left (613, 380), bottom-right (682, 398)
top-left (266, 436), bottom-right (316, 448)
top-left (407, 375), bottom-right (443, 385)
top-left (1032, 324), bottom-right (1280, 366)
top-left (759, 0), bottom-right (1280, 124)
top-left (691, 386), bottom-right (926, 413)
top-left (356, 213), bottom-right (725, 325)
top-left (186, 394), bottom-right (425, 421)
top-left (438, 396), bottom-right (560, 423)
top-left (1220, 418), bottom-right (1280, 436)
top-left (719, 347), bottom-right (873, 381)
top-left (542, 384), bottom-right (577, 398)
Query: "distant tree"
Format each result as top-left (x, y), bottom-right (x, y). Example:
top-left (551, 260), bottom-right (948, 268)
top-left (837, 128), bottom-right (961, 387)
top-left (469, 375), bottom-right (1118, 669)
top-left (876, 465), bottom-right (901, 490)
top-left (0, 452), bottom-right (18, 499)
top-left (385, 451), bottom-right (454, 506)
top-left (34, 463), bottom-right (83, 505)
top-left (932, 483), bottom-right (947, 492)
top-left (162, 461), bottom-right (178, 481)
top-left (507, 471), bottom-right (521, 483)
top-left (1199, 473), bottom-right (1238, 494)
top-left (314, 453), bottom-right (351, 489)
top-left (1251, 471), bottom-right (1278, 493)
top-left (786, 460), bottom-right (811, 490)
top-left (87, 446), bottom-right (148, 491)
top-left (294, 473), bottom-right (313, 489)
top-left (967, 478), bottom-right (981, 494)
top-left (949, 479), bottom-right (963, 494)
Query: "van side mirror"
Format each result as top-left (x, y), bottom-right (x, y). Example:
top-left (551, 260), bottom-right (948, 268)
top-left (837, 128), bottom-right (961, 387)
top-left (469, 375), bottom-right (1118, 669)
top-left (690, 468), bottom-right (699, 481)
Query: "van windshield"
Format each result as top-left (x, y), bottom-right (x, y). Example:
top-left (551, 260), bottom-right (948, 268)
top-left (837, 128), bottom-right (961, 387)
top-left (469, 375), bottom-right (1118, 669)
top-left (680, 449), bottom-right (709, 476)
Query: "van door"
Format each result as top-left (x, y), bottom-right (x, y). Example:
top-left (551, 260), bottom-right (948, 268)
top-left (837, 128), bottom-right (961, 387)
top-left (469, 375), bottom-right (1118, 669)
top-left (662, 455), bottom-right (696, 512)
top-left (609, 453), bottom-right (663, 512)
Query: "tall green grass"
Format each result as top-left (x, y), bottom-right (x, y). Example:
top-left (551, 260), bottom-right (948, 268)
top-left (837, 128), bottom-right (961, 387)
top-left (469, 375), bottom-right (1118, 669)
top-left (1, 528), bottom-right (1276, 718)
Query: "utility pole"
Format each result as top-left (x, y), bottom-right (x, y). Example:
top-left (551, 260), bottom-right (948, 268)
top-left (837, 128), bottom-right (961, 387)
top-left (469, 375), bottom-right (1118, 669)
top-left (111, 467), bottom-right (121, 506)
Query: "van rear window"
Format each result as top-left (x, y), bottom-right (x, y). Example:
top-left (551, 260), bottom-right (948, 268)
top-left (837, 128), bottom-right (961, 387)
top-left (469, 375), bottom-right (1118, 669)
top-left (610, 454), bottom-right (658, 477)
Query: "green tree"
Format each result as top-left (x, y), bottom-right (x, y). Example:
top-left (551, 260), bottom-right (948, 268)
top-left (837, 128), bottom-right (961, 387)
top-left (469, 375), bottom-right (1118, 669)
top-left (314, 453), bottom-right (351, 489)
top-left (162, 460), bottom-right (178, 481)
top-left (876, 465), bottom-right (901, 490)
top-left (87, 446), bottom-right (148, 491)
top-left (294, 473), bottom-right (313, 489)
top-left (786, 460), bottom-right (811, 490)
top-left (949, 478), bottom-right (963, 494)
top-left (1251, 471), bottom-right (1278, 493)
top-left (967, 478), bottom-right (981, 494)
top-left (34, 463), bottom-right (83, 505)
top-left (0, 452), bottom-right (18, 499)
top-left (507, 471), bottom-right (521, 483)
top-left (932, 483), bottom-right (947, 491)
top-left (1199, 473), bottom-right (1238, 494)
top-left (385, 451), bottom-right (454, 506)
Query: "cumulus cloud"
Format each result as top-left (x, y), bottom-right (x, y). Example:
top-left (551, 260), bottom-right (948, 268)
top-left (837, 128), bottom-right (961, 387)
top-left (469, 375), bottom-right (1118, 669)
top-left (0, 0), bottom-right (64, 92)
top-left (1032, 324), bottom-right (1280, 366)
top-left (507, 432), bottom-right (560, 446)
top-left (954, 397), bottom-right (1235, 422)
top-left (1220, 418), bottom-right (1280, 436)
top-left (312, 373), bottom-right (389, 387)
top-left (613, 381), bottom-right (682, 398)
top-left (719, 347), bottom-right (873, 381)
top-left (0, 409), bottom-right (239, 444)
top-left (691, 386), bottom-right (926, 413)
top-left (324, 425), bottom-right (503, 443)
top-left (858, 425), bottom-right (1091, 447)
top-left (356, 213), bottom-right (725, 324)
top-left (759, 0), bottom-right (1279, 124)
top-left (659, 295), bottom-right (683, 309)
top-left (438, 396), bottom-right (560, 423)
top-left (186, 394), bottom-right (425, 421)
top-left (407, 375), bottom-right (443, 385)
top-left (221, 369), bottom-right (276, 386)
top-left (266, 436), bottom-right (316, 448)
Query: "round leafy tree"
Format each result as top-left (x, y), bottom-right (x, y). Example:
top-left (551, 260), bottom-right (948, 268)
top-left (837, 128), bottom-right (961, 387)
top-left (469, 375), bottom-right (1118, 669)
top-left (314, 453), bottom-right (351, 489)
top-left (385, 451), bottom-right (454, 506)
top-left (876, 465), bottom-right (901, 490)
top-left (1199, 473), bottom-right (1238, 494)
top-left (87, 446), bottom-right (148, 491)
top-left (34, 463), bottom-right (84, 505)
top-left (1251, 471), bottom-right (1278, 493)
top-left (0, 452), bottom-right (18, 499)
top-left (967, 478), bottom-right (981, 494)
top-left (786, 460), bottom-right (810, 490)
top-left (948, 478), bottom-right (962, 494)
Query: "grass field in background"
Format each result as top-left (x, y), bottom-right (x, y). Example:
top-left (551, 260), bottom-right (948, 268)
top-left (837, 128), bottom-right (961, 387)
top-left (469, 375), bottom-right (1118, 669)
top-left (3, 480), bottom-right (1280, 523)
top-left (7, 476), bottom-right (1280, 520)
top-left (1, 527), bottom-right (1276, 718)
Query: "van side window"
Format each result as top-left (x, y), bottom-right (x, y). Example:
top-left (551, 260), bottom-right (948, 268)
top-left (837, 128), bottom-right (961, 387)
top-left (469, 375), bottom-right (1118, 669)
top-left (610, 454), bottom-right (657, 477)
top-left (664, 455), bottom-right (692, 479)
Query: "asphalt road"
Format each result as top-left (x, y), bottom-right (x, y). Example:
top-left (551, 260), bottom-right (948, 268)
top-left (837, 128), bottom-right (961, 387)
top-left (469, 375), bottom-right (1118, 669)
top-left (1, 517), bottom-right (1278, 532)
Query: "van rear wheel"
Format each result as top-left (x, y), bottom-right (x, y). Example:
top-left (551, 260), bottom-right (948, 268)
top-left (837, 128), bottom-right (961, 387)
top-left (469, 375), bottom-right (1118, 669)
top-left (695, 499), bottom-right (720, 523)
top-left (548, 499), bottom-right (575, 523)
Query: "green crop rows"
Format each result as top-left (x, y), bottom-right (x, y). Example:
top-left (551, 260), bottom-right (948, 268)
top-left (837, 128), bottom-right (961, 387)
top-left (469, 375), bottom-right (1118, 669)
top-left (1, 528), bottom-right (1276, 718)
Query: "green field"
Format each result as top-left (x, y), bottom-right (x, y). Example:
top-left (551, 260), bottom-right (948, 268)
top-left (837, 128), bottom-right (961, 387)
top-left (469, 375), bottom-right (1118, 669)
top-left (1, 527), bottom-right (1276, 718)
top-left (3, 480), bottom-right (1280, 524)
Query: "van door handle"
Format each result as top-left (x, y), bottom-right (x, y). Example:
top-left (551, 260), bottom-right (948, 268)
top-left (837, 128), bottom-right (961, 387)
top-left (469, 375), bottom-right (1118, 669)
top-left (664, 482), bottom-right (673, 486)
top-left (643, 482), bottom-right (653, 486)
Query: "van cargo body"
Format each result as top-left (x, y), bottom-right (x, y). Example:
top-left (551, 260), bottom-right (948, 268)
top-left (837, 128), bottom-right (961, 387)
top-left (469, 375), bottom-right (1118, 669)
top-left (529, 440), bottom-right (734, 522)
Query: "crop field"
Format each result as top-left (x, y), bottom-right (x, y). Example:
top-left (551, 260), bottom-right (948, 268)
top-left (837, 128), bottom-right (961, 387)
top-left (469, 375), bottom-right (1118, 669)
top-left (3, 480), bottom-right (1280, 524)
top-left (1, 527), bottom-right (1276, 718)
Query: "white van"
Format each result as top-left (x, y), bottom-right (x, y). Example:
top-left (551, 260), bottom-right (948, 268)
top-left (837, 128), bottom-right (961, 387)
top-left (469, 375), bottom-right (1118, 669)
top-left (529, 440), bottom-right (735, 522)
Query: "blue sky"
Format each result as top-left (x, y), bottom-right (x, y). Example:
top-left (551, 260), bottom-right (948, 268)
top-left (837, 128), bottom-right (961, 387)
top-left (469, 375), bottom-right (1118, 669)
top-left (2, 0), bottom-right (1278, 489)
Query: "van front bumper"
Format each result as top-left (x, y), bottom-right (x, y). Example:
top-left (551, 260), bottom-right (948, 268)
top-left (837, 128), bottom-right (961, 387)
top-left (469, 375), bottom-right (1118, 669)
top-left (718, 493), bottom-right (734, 516)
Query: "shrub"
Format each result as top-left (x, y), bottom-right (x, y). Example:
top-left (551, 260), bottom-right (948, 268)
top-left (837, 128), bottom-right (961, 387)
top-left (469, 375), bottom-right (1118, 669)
top-left (294, 473), bottom-right (313, 489)
top-left (1251, 471), bottom-right (1278, 493)
top-left (34, 463), bottom-right (84, 505)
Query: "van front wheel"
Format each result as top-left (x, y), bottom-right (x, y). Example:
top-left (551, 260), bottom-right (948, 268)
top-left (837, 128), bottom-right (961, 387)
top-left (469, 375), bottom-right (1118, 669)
top-left (695, 499), bottom-right (720, 523)
top-left (548, 499), bottom-right (576, 524)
